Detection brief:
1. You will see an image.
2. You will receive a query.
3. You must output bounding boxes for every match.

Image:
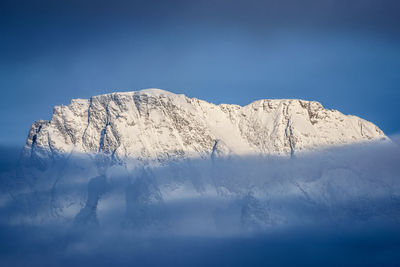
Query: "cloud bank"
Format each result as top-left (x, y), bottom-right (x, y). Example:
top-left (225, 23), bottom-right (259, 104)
top-left (0, 138), bottom-right (400, 266)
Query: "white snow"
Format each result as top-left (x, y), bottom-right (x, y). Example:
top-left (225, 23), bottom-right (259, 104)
top-left (22, 88), bottom-right (388, 165)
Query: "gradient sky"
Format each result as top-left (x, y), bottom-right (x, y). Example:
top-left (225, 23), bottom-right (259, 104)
top-left (1, 0), bottom-right (399, 146)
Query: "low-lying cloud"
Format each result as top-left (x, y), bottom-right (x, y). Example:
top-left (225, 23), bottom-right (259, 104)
top-left (1, 138), bottom-right (400, 266)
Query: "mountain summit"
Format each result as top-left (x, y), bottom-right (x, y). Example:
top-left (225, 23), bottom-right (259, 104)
top-left (8, 89), bottom-right (398, 230)
top-left (22, 88), bottom-right (386, 168)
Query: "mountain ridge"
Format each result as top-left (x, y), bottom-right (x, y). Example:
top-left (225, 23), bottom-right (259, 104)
top-left (22, 88), bottom-right (387, 169)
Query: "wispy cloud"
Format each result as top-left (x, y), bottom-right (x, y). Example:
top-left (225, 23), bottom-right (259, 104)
top-left (0, 140), bottom-right (400, 265)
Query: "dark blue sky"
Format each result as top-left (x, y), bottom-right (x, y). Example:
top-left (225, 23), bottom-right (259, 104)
top-left (1, 0), bottom-right (399, 145)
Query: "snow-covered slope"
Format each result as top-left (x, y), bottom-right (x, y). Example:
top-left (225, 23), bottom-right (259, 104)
top-left (6, 89), bottom-right (398, 230)
top-left (22, 88), bottom-right (387, 168)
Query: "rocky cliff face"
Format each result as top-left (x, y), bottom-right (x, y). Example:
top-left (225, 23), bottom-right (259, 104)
top-left (21, 88), bottom-right (386, 169)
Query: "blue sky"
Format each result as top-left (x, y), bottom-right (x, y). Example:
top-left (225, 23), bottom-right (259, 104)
top-left (1, 0), bottom-right (400, 145)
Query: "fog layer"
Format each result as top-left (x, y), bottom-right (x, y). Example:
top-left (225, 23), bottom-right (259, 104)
top-left (0, 139), bottom-right (400, 266)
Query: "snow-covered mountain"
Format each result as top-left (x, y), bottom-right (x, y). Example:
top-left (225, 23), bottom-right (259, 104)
top-left (22, 88), bottom-right (386, 169)
top-left (11, 88), bottom-right (396, 230)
